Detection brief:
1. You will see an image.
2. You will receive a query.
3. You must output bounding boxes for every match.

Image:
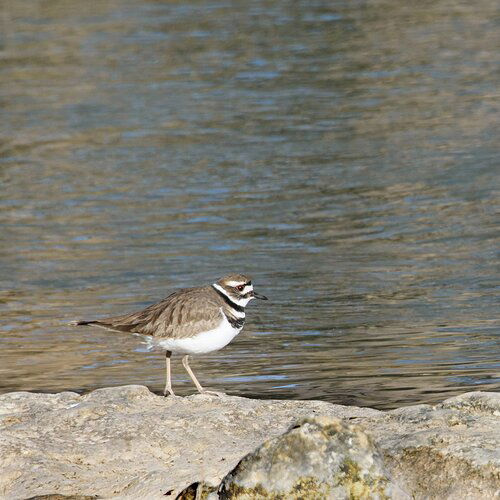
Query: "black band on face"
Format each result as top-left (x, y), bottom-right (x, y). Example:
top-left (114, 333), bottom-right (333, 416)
top-left (212, 285), bottom-right (245, 312)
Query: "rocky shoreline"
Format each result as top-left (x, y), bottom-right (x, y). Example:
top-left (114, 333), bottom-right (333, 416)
top-left (0, 386), bottom-right (498, 499)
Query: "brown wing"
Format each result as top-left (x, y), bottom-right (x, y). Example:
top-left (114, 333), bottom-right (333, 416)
top-left (78, 286), bottom-right (223, 339)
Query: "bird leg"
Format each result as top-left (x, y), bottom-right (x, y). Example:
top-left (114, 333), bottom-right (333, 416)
top-left (163, 350), bottom-right (175, 396)
top-left (181, 354), bottom-right (206, 393)
top-left (181, 355), bottom-right (224, 397)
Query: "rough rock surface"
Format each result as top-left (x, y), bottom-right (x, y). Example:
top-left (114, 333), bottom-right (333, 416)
top-left (371, 391), bottom-right (500, 500)
top-left (0, 386), bottom-right (498, 499)
top-left (217, 416), bottom-right (408, 499)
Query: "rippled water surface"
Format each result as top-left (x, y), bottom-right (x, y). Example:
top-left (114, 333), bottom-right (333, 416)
top-left (1, 0), bottom-right (499, 409)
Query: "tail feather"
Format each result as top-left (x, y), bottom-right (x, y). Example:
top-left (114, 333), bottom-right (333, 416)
top-left (69, 319), bottom-right (138, 334)
top-left (68, 320), bottom-right (97, 326)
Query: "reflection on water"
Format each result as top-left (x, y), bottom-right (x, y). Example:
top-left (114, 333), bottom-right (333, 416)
top-left (0, 0), bottom-right (498, 409)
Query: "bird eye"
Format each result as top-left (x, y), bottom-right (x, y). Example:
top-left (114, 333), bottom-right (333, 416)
top-left (236, 284), bottom-right (245, 291)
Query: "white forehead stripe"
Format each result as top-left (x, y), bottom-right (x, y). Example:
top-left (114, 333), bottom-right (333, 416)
top-left (227, 280), bottom-right (246, 287)
top-left (242, 284), bottom-right (253, 294)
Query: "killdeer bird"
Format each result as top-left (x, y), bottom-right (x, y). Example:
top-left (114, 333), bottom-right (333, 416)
top-left (70, 274), bottom-right (267, 396)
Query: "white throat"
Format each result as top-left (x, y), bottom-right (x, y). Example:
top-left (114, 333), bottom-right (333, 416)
top-left (212, 283), bottom-right (254, 307)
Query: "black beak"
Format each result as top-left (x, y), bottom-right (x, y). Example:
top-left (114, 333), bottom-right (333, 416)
top-left (252, 291), bottom-right (268, 300)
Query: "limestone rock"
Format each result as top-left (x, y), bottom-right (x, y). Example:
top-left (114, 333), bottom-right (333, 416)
top-left (0, 386), bottom-right (498, 499)
top-left (25, 496), bottom-right (98, 500)
top-left (366, 391), bottom-right (500, 500)
top-left (217, 416), bottom-right (408, 499)
top-left (0, 385), bottom-right (376, 500)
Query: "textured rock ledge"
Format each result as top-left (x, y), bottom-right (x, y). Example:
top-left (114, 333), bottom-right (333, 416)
top-left (0, 386), bottom-right (498, 499)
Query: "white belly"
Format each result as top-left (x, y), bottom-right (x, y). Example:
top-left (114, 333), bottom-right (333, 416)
top-left (149, 313), bottom-right (242, 355)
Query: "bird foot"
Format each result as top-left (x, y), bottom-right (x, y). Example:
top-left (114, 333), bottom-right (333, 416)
top-left (163, 389), bottom-right (176, 397)
top-left (198, 390), bottom-right (226, 397)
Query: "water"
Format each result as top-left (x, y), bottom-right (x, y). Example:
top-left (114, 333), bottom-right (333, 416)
top-left (1, 0), bottom-right (498, 410)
